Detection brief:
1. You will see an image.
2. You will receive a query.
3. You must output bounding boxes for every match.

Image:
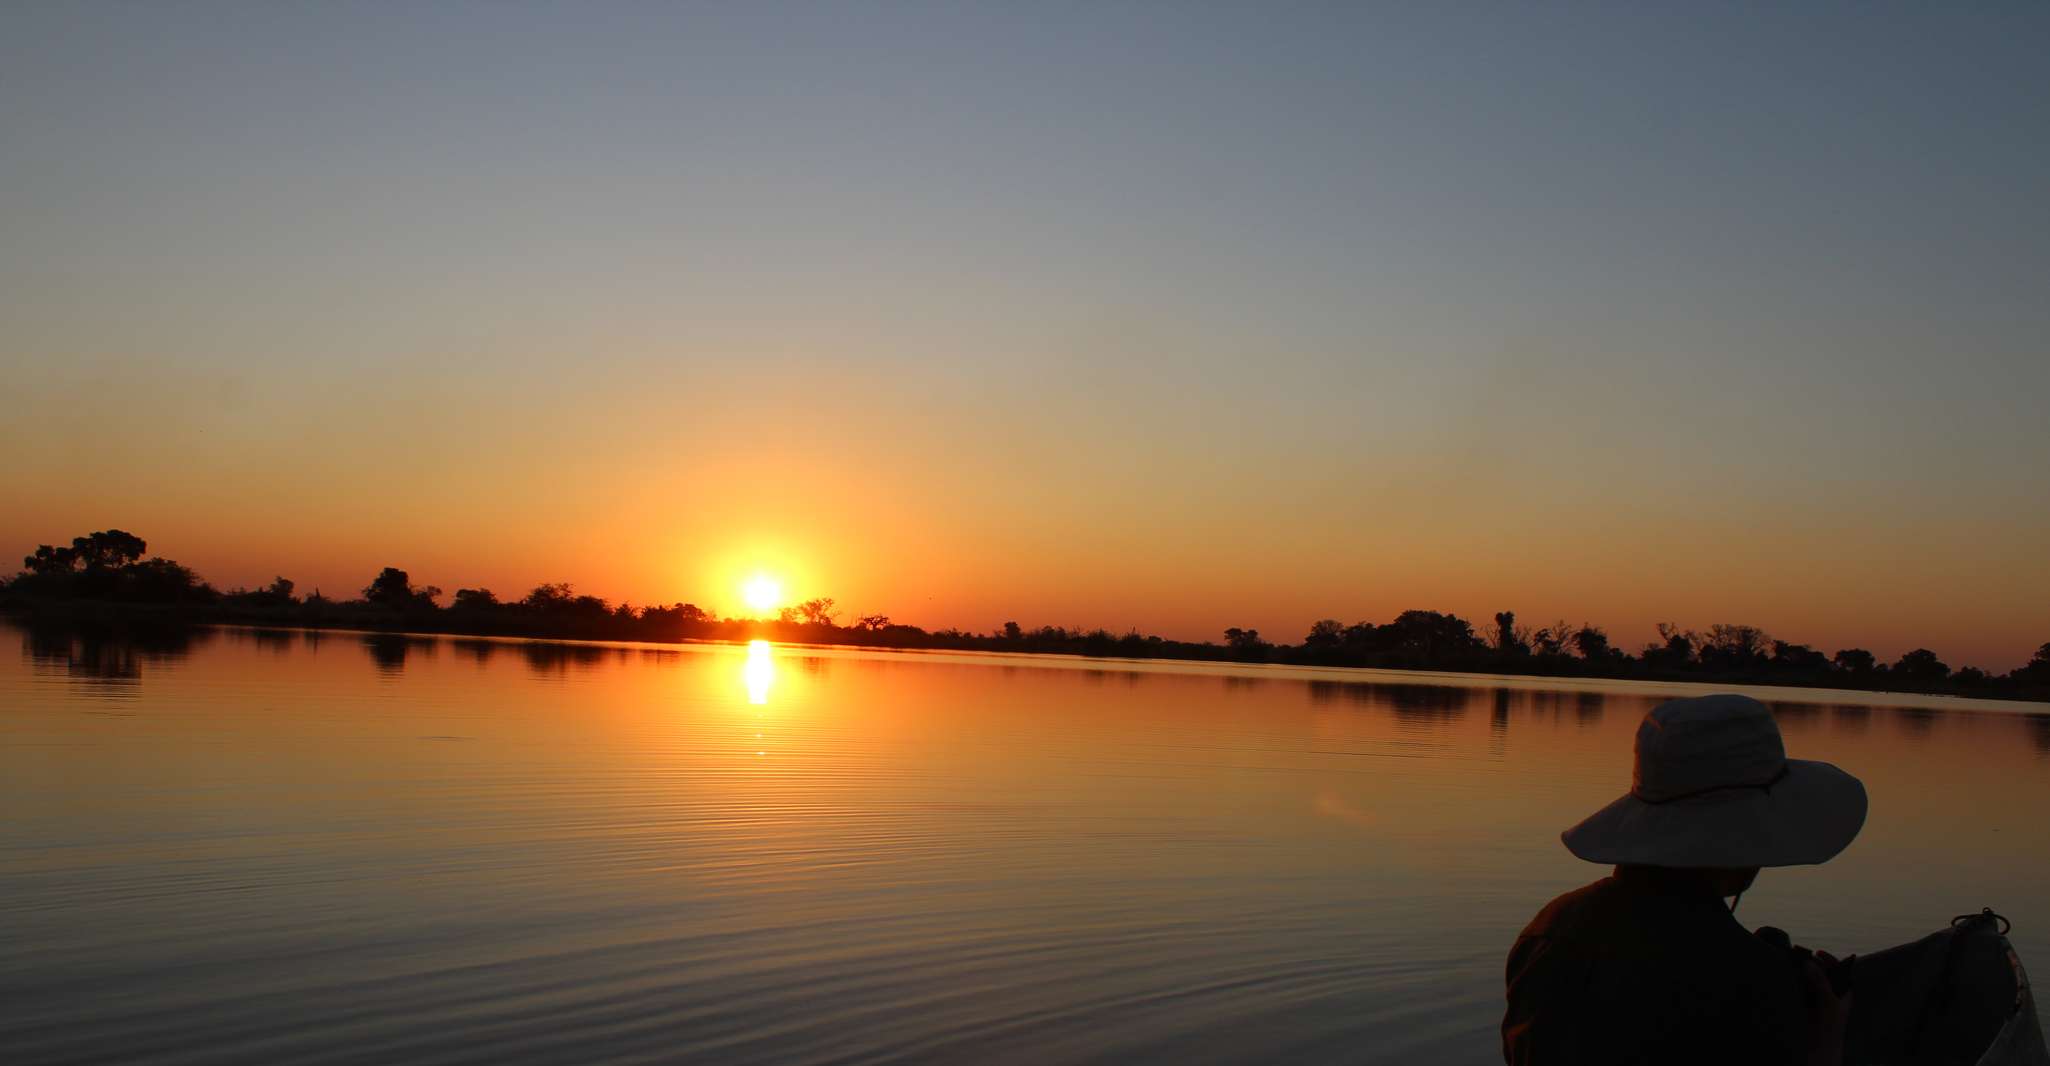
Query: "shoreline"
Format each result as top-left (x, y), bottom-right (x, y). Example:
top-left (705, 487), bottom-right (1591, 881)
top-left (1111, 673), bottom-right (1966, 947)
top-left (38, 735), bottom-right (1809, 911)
top-left (11, 600), bottom-right (2047, 711)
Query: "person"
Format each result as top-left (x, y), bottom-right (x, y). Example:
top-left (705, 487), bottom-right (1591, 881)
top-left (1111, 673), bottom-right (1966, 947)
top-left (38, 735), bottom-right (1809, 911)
top-left (1501, 694), bottom-right (1867, 1065)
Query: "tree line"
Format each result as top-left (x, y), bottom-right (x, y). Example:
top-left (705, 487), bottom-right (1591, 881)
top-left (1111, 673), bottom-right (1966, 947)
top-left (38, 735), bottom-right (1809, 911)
top-left (6, 528), bottom-right (2047, 702)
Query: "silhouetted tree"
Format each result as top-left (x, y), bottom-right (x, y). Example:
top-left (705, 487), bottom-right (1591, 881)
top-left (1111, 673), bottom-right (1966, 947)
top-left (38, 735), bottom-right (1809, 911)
top-left (366, 567), bottom-right (412, 606)
top-left (364, 567), bottom-right (439, 610)
top-left (1304, 619), bottom-right (1346, 650)
top-left (23, 544), bottom-right (79, 575)
top-left (792, 598), bottom-right (838, 626)
top-left (2013, 643), bottom-right (2050, 684)
top-left (1382, 610), bottom-right (1483, 662)
top-left (1339, 621), bottom-right (1378, 654)
top-left (114, 559), bottom-right (206, 601)
top-left (71, 530), bottom-right (147, 571)
top-left (1001, 621), bottom-right (1022, 640)
top-left (1643, 624), bottom-right (1696, 669)
top-left (237, 576), bottom-right (297, 608)
top-left (1770, 640), bottom-right (1830, 674)
top-left (1223, 627), bottom-right (1269, 660)
top-left (1493, 611), bottom-right (1530, 656)
top-left (856, 613), bottom-right (891, 631)
top-left (522, 583), bottom-right (576, 610)
top-left (1572, 624), bottom-right (1614, 660)
top-left (1531, 620), bottom-right (1573, 657)
top-left (517, 583), bottom-right (606, 618)
top-left (633, 602), bottom-right (712, 637)
top-left (1698, 624), bottom-right (1770, 672)
top-left (1832, 648), bottom-right (1876, 675)
top-left (451, 588), bottom-right (499, 611)
top-left (1892, 648), bottom-right (1949, 684)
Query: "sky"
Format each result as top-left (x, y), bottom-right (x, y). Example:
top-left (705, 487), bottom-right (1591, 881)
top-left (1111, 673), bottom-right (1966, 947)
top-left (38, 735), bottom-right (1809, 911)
top-left (3, 4), bottom-right (2047, 670)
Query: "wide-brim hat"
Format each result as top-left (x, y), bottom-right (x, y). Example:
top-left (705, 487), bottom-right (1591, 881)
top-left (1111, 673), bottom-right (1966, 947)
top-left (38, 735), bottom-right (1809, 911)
top-left (1562, 694), bottom-right (1867, 868)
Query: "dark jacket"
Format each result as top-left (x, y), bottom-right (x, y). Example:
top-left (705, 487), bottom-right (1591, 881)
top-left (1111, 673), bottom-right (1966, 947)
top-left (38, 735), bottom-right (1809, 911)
top-left (1503, 870), bottom-right (1810, 1065)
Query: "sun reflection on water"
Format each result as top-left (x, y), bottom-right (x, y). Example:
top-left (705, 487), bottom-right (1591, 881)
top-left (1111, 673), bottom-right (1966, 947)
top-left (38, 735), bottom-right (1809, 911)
top-left (743, 639), bottom-right (774, 705)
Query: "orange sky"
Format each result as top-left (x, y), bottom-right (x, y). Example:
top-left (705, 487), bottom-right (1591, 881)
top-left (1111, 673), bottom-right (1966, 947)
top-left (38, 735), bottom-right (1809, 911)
top-left (4, 7), bottom-right (2047, 671)
top-left (3, 389), bottom-right (2043, 673)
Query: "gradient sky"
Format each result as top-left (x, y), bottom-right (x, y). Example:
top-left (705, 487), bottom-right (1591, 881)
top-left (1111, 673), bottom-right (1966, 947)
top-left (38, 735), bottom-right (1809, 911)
top-left (4, 4), bottom-right (2047, 669)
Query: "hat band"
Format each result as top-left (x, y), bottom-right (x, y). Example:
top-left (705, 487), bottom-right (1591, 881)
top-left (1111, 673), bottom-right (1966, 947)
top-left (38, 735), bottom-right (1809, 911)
top-left (1632, 763), bottom-right (1789, 805)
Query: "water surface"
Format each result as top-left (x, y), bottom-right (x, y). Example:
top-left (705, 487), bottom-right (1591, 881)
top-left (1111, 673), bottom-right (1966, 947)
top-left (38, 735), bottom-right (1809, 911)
top-left (4, 620), bottom-right (2046, 1063)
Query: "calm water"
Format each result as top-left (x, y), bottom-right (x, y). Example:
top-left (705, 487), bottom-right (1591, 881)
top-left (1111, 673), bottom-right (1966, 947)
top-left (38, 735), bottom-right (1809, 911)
top-left (4, 621), bottom-right (2047, 1064)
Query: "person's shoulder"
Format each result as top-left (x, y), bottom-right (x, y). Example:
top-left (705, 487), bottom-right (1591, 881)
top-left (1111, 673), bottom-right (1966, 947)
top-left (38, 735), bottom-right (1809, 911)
top-left (1515, 875), bottom-right (1616, 940)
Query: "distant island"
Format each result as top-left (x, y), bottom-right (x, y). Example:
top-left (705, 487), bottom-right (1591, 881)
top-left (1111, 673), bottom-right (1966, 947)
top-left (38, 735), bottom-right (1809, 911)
top-left (6, 528), bottom-right (2048, 704)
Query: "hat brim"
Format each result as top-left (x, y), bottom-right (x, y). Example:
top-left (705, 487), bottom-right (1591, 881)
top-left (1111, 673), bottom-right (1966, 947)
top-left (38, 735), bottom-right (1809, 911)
top-left (1561, 759), bottom-right (1868, 868)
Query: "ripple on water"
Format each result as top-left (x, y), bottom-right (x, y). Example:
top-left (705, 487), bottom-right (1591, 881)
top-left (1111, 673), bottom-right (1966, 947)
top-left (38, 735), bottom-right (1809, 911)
top-left (4, 624), bottom-right (2045, 1062)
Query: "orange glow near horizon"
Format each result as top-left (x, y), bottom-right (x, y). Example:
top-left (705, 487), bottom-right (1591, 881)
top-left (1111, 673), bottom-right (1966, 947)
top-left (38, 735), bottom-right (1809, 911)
top-left (3, 480), bottom-right (2045, 671)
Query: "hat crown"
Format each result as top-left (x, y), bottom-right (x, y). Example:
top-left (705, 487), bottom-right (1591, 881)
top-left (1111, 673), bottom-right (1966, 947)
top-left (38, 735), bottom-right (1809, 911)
top-left (1631, 695), bottom-right (1786, 803)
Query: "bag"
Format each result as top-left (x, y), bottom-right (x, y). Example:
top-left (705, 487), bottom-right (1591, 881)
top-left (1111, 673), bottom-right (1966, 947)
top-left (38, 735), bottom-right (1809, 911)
top-left (1841, 910), bottom-right (2047, 1066)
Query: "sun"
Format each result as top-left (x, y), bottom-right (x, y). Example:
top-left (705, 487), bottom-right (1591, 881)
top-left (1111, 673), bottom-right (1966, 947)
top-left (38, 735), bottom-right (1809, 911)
top-left (741, 574), bottom-right (784, 615)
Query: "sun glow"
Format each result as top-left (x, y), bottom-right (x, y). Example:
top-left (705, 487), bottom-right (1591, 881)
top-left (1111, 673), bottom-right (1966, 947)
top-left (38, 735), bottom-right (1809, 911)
top-left (741, 574), bottom-right (784, 615)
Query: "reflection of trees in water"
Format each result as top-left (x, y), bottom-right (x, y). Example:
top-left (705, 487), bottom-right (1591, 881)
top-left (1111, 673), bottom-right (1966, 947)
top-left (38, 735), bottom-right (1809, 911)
top-left (798, 655), bottom-right (831, 678)
top-left (458, 638), bottom-right (670, 672)
top-left (1485, 688), bottom-right (1614, 727)
top-left (1759, 700), bottom-right (1967, 745)
top-left (361, 633), bottom-right (436, 675)
top-left (1388, 684), bottom-right (1471, 721)
top-left (363, 634), bottom-right (407, 673)
top-left (1829, 705), bottom-right (1873, 734)
top-left (248, 628), bottom-right (296, 653)
top-left (1307, 679), bottom-right (1472, 721)
top-left (451, 638), bottom-right (498, 665)
top-left (1477, 688), bottom-right (1608, 734)
top-left (19, 619), bottom-right (206, 693)
top-left (1220, 674), bottom-right (1268, 692)
top-left (1291, 675), bottom-right (2034, 751)
top-left (1306, 680), bottom-right (1362, 705)
top-left (1528, 689), bottom-right (1587, 722)
top-left (219, 627), bottom-right (297, 654)
top-left (1766, 700), bottom-right (1824, 726)
top-left (518, 641), bottom-right (609, 675)
top-left (1894, 707), bottom-right (1940, 736)
top-left (37, 635), bottom-right (139, 686)
top-left (1069, 666), bottom-right (1146, 687)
